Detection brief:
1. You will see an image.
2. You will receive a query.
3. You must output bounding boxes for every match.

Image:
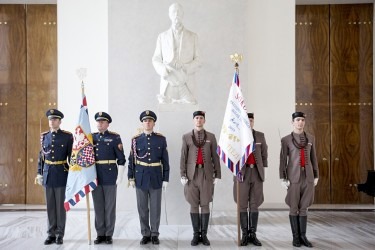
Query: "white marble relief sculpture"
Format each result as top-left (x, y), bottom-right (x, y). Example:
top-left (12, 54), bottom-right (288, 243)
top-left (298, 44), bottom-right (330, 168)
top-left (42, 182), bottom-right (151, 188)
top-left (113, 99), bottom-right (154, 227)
top-left (152, 3), bottom-right (202, 104)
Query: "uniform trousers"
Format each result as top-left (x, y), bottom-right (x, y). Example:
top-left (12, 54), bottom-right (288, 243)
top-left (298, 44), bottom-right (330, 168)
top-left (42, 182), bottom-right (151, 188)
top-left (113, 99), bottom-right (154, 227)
top-left (233, 165), bottom-right (264, 212)
top-left (285, 169), bottom-right (314, 216)
top-left (185, 168), bottom-right (213, 213)
top-left (45, 186), bottom-right (66, 237)
top-left (136, 187), bottom-right (162, 237)
top-left (92, 185), bottom-right (117, 236)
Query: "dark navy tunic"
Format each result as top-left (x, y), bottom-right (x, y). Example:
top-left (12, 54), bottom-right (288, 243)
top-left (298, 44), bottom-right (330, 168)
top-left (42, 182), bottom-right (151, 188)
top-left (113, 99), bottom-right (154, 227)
top-left (128, 132), bottom-right (170, 190)
top-left (37, 129), bottom-right (73, 187)
top-left (93, 130), bottom-right (126, 185)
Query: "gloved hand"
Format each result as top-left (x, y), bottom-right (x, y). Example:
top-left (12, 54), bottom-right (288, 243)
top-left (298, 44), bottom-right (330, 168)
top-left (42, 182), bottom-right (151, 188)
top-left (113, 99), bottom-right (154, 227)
top-left (128, 179), bottom-right (135, 188)
top-left (281, 179), bottom-right (290, 190)
top-left (213, 178), bottom-right (220, 185)
top-left (116, 165), bottom-right (125, 185)
top-left (162, 181), bottom-right (168, 190)
top-left (35, 174), bottom-right (43, 186)
top-left (314, 178), bottom-right (319, 186)
top-left (181, 176), bottom-right (188, 186)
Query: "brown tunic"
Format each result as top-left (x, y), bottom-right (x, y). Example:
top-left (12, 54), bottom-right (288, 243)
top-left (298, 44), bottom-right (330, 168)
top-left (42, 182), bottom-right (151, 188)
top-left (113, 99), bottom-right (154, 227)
top-left (233, 130), bottom-right (268, 212)
top-left (279, 132), bottom-right (319, 215)
top-left (180, 129), bottom-right (221, 210)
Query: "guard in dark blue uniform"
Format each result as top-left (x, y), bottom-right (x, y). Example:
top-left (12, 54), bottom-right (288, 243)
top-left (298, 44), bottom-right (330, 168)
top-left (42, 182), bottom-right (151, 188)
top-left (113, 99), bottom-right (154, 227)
top-left (92, 112), bottom-right (126, 245)
top-left (128, 110), bottom-right (170, 245)
top-left (36, 109), bottom-right (73, 245)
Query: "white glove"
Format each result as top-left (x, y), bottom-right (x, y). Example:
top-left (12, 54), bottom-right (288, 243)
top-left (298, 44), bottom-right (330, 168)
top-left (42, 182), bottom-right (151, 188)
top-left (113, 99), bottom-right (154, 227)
top-left (35, 174), bottom-right (43, 186)
top-left (162, 181), bottom-right (168, 190)
top-left (116, 165), bottom-right (125, 185)
top-left (128, 179), bottom-right (135, 188)
top-left (314, 178), bottom-right (319, 186)
top-left (281, 179), bottom-right (290, 190)
top-left (181, 177), bottom-right (188, 186)
top-left (213, 178), bottom-right (220, 185)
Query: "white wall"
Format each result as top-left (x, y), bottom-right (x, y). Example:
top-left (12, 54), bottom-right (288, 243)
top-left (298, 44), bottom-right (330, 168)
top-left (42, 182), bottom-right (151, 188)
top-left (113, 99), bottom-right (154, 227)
top-left (246, 1), bottom-right (295, 205)
top-left (57, 0), bottom-right (108, 209)
top-left (57, 0), bottom-right (108, 133)
top-left (58, 0), bottom-right (295, 222)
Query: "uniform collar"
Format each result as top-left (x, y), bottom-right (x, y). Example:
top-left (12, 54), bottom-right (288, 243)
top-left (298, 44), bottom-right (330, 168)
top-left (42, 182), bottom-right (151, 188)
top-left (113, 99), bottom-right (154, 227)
top-left (99, 130), bottom-right (108, 136)
top-left (50, 128), bottom-right (61, 133)
top-left (143, 131), bottom-right (154, 137)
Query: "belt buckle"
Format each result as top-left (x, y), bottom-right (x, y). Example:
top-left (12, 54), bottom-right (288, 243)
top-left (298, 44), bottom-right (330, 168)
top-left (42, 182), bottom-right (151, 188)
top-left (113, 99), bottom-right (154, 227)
top-left (301, 167), bottom-right (305, 171)
top-left (196, 164), bottom-right (203, 168)
top-left (250, 164), bottom-right (254, 168)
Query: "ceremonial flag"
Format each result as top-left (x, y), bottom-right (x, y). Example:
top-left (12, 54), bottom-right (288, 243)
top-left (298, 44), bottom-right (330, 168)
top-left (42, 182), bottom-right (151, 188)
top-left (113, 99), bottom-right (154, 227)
top-left (217, 70), bottom-right (254, 176)
top-left (64, 83), bottom-right (97, 211)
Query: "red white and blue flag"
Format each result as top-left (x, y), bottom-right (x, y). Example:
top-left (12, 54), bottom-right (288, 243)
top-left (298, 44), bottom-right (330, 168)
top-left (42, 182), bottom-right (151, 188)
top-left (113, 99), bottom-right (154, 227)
top-left (217, 70), bottom-right (254, 176)
top-left (64, 83), bottom-right (97, 211)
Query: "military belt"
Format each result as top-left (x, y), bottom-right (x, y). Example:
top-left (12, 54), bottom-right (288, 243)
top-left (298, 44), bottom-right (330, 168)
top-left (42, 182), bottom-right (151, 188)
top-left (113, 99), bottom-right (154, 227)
top-left (45, 160), bottom-right (67, 165)
top-left (196, 164), bottom-right (204, 168)
top-left (96, 160), bottom-right (117, 164)
top-left (136, 160), bottom-right (161, 167)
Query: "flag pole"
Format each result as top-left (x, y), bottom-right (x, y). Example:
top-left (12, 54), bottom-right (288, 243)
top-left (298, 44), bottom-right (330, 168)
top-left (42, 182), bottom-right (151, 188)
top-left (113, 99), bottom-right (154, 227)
top-left (81, 79), bottom-right (92, 245)
top-left (235, 62), bottom-right (241, 247)
top-left (237, 179), bottom-right (240, 246)
top-left (86, 194), bottom-right (92, 244)
top-left (229, 54), bottom-right (243, 246)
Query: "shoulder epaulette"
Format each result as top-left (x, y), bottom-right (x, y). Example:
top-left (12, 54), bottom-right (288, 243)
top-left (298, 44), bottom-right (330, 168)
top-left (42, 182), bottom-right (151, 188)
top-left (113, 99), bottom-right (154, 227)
top-left (108, 131), bottom-right (119, 135)
top-left (61, 130), bottom-right (72, 134)
top-left (155, 132), bottom-right (165, 137)
top-left (41, 131), bottom-right (49, 135)
top-left (132, 133), bottom-right (142, 139)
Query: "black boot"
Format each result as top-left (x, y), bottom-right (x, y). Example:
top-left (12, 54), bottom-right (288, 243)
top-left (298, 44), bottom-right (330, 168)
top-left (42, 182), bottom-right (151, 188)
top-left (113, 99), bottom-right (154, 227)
top-left (289, 215), bottom-right (301, 247)
top-left (201, 213), bottom-right (210, 246)
top-left (190, 213), bottom-right (200, 246)
top-left (299, 216), bottom-right (313, 247)
top-left (248, 212), bottom-right (262, 246)
top-left (240, 212), bottom-right (249, 246)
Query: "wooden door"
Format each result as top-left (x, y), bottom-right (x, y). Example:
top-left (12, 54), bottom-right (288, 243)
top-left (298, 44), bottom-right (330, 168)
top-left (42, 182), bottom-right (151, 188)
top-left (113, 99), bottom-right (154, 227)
top-left (296, 4), bottom-right (373, 204)
top-left (295, 5), bottom-right (331, 203)
top-left (26, 5), bottom-right (57, 204)
top-left (330, 4), bottom-right (373, 204)
top-left (0, 5), bottom-right (27, 203)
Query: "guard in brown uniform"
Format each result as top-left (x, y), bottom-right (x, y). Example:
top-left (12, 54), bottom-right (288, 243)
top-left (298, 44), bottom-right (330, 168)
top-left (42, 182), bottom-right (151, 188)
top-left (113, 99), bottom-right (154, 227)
top-left (180, 111), bottom-right (221, 246)
top-left (279, 112), bottom-right (319, 248)
top-left (233, 113), bottom-right (268, 246)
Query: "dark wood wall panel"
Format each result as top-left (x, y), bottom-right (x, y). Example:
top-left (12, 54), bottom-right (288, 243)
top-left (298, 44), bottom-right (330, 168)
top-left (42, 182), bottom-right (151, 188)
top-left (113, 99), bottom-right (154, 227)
top-left (26, 5), bottom-right (57, 204)
top-left (296, 5), bottom-right (331, 203)
top-left (296, 4), bottom-right (373, 204)
top-left (0, 5), bottom-right (26, 204)
top-left (330, 4), bottom-right (373, 204)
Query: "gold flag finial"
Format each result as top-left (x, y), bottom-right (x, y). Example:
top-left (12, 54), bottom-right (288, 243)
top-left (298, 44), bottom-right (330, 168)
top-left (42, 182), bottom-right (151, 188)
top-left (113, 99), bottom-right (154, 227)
top-left (230, 53), bottom-right (243, 69)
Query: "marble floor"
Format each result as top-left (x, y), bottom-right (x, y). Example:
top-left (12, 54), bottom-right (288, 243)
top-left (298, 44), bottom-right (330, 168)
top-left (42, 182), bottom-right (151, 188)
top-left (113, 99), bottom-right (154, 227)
top-left (0, 207), bottom-right (374, 250)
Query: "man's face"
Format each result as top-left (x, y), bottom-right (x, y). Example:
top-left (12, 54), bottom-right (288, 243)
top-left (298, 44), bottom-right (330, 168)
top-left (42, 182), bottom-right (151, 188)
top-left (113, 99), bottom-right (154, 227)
top-left (96, 120), bottom-right (109, 132)
top-left (142, 118), bottom-right (155, 131)
top-left (249, 118), bottom-right (254, 129)
top-left (193, 115), bottom-right (205, 128)
top-left (292, 117), bottom-right (305, 131)
top-left (49, 118), bottom-right (61, 130)
top-left (169, 5), bottom-right (184, 26)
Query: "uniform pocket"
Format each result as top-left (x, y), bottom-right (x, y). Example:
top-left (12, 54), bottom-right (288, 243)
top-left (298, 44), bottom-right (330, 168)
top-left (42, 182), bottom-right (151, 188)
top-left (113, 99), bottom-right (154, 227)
top-left (135, 168), bottom-right (144, 186)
